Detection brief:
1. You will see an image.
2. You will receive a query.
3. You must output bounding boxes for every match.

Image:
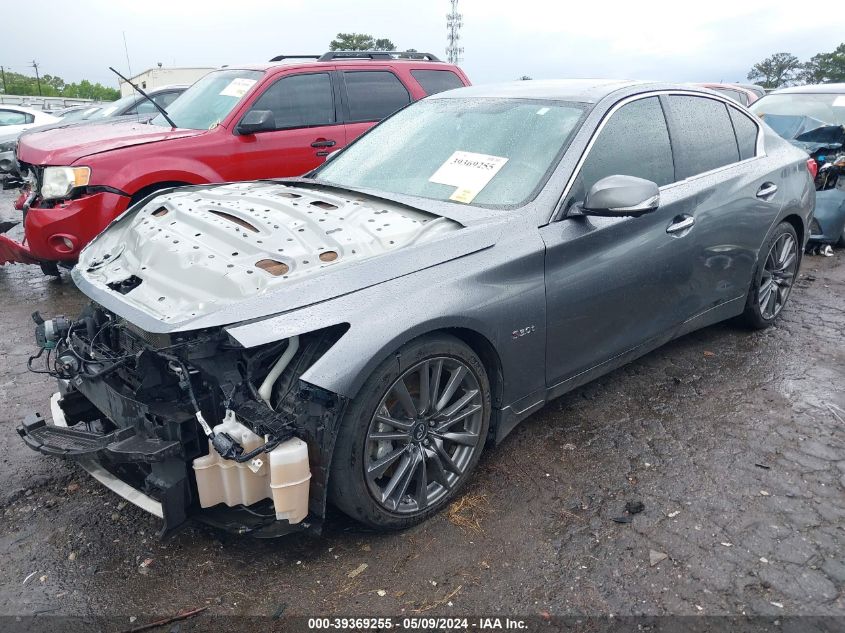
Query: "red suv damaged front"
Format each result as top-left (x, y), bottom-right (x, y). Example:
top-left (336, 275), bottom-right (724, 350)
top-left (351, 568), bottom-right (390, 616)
top-left (0, 54), bottom-right (470, 271)
top-left (6, 123), bottom-right (207, 265)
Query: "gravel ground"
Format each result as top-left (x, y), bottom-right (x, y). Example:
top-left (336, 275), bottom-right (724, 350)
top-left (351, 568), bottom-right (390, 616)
top-left (0, 189), bottom-right (843, 630)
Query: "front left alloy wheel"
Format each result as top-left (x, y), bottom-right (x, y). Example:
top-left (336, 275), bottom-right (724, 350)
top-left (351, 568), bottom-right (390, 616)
top-left (329, 334), bottom-right (491, 529)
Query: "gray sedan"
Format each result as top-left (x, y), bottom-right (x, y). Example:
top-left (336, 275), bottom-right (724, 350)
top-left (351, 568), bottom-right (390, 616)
top-left (20, 80), bottom-right (814, 537)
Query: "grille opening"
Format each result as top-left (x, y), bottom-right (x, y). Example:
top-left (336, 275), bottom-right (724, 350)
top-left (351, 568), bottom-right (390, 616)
top-left (310, 200), bottom-right (338, 210)
top-left (208, 210), bottom-right (258, 233)
top-left (151, 207), bottom-right (168, 217)
top-left (255, 259), bottom-right (290, 276)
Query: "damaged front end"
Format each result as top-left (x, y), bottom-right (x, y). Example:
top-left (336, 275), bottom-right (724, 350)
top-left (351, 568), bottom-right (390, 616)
top-left (18, 304), bottom-right (347, 538)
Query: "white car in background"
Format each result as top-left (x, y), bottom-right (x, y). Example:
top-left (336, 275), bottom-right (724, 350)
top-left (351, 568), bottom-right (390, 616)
top-left (0, 105), bottom-right (60, 135)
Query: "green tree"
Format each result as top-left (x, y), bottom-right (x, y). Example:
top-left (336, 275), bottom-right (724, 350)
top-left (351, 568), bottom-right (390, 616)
top-left (0, 70), bottom-right (118, 100)
top-left (800, 43), bottom-right (845, 84)
top-left (373, 38), bottom-right (396, 51)
top-left (329, 32), bottom-right (396, 51)
top-left (747, 52), bottom-right (801, 89)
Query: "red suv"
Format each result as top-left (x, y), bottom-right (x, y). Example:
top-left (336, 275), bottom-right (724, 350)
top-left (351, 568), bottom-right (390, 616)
top-left (1, 52), bottom-right (470, 273)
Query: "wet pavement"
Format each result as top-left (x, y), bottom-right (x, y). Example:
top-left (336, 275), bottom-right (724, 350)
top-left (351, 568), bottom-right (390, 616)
top-left (0, 188), bottom-right (843, 627)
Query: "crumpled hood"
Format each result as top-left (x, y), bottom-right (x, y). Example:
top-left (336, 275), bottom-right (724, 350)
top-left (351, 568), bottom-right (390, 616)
top-left (74, 181), bottom-right (494, 333)
top-left (16, 120), bottom-right (204, 165)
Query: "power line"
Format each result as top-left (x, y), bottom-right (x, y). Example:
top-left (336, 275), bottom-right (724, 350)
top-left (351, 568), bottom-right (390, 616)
top-left (446, 0), bottom-right (463, 65)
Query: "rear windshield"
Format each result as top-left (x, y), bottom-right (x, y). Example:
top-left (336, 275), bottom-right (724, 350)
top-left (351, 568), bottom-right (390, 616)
top-left (750, 93), bottom-right (845, 129)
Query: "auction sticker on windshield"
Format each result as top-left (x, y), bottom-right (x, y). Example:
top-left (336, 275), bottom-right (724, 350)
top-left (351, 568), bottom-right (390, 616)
top-left (429, 150), bottom-right (509, 203)
top-left (219, 78), bottom-right (257, 98)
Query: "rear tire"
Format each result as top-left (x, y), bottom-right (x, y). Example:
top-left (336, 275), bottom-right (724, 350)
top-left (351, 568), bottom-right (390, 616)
top-left (329, 334), bottom-right (490, 529)
top-left (741, 221), bottom-right (799, 329)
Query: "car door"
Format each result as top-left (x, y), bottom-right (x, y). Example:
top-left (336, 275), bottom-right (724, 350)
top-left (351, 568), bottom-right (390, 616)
top-left (338, 69), bottom-right (412, 145)
top-left (0, 108), bottom-right (33, 135)
top-left (226, 70), bottom-right (347, 180)
top-left (661, 94), bottom-right (773, 314)
top-left (540, 95), bottom-right (701, 387)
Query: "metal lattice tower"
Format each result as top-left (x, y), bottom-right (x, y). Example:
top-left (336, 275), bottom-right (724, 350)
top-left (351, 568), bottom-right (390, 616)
top-left (446, 0), bottom-right (463, 64)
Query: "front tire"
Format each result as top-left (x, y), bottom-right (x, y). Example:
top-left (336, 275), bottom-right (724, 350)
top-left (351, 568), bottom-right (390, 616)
top-left (741, 221), bottom-right (799, 329)
top-left (329, 334), bottom-right (491, 529)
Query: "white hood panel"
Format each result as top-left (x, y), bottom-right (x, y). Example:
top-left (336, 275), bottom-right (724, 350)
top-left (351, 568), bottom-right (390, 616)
top-left (76, 181), bottom-right (460, 323)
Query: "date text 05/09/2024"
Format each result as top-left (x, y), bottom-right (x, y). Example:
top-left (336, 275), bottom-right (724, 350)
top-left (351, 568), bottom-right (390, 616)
top-left (307, 617), bottom-right (528, 630)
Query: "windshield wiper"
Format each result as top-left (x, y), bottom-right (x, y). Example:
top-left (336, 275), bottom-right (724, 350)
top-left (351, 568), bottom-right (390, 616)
top-left (108, 66), bottom-right (177, 129)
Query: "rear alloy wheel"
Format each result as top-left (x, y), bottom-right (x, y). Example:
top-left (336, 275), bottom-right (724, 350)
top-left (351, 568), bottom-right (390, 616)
top-left (330, 335), bottom-right (490, 529)
top-left (742, 221), bottom-right (799, 328)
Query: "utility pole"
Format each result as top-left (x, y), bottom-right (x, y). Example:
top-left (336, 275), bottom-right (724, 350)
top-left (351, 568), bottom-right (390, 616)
top-left (446, 0), bottom-right (464, 65)
top-left (0, 66), bottom-right (6, 94)
top-left (31, 60), bottom-right (42, 96)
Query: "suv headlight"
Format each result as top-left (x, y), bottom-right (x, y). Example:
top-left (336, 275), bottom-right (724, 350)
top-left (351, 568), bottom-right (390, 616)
top-left (0, 140), bottom-right (15, 153)
top-left (41, 166), bottom-right (91, 200)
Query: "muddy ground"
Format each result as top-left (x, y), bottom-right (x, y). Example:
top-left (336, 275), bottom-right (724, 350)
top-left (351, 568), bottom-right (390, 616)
top-left (0, 189), bottom-right (843, 630)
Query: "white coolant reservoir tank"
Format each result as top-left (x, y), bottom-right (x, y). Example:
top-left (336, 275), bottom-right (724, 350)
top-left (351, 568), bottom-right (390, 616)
top-left (269, 437), bottom-right (311, 524)
top-left (192, 410), bottom-right (271, 508)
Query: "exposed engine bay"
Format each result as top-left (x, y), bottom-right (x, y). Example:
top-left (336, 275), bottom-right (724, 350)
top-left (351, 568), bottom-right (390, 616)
top-left (794, 123), bottom-right (845, 193)
top-left (19, 303), bottom-right (347, 537)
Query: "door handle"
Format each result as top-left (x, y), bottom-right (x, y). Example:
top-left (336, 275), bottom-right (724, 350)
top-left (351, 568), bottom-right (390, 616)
top-left (666, 215), bottom-right (695, 234)
top-left (311, 139), bottom-right (336, 148)
top-left (756, 182), bottom-right (778, 199)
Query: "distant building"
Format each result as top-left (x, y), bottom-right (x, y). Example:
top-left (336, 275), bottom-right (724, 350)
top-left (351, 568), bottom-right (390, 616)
top-left (119, 67), bottom-right (214, 96)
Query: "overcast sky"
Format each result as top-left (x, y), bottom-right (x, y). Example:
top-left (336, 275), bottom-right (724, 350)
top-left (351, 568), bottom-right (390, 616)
top-left (4, 0), bottom-right (842, 88)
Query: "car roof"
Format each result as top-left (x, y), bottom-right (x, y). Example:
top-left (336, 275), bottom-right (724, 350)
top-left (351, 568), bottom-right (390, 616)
top-left (771, 83), bottom-right (845, 94)
top-left (428, 79), bottom-right (717, 104)
top-left (0, 104), bottom-right (46, 115)
top-left (218, 59), bottom-right (461, 73)
top-left (145, 84), bottom-right (189, 92)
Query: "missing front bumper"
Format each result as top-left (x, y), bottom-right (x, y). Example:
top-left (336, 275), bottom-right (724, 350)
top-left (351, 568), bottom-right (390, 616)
top-left (18, 392), bottom-right (316, 539)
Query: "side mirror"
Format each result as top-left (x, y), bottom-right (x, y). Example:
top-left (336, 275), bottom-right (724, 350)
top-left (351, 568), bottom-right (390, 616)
top-left (581, 175), bottom-right (660, 217)
top-left (236, 110), bottom-right (276, 135)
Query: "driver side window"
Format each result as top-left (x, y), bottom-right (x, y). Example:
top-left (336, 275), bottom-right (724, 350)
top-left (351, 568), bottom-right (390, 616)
top-left (248, 72), bottom-right (336, 130)
top-left (570, 97), bottom-right (674, 206)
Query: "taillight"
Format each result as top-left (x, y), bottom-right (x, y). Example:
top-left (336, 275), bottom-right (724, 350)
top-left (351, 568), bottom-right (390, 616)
top-left (807, 158), bottom-right (818, 180)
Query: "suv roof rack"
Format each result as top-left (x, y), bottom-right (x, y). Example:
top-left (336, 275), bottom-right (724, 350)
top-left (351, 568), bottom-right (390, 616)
top-left (317, 51), bottom-right (441, 62)
top-left (268, 54), bottom-right (321, 62)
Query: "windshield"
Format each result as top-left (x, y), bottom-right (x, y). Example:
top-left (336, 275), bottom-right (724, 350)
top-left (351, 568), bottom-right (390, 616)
top-left (89, 94), bottom-right (137, 119)
top-left (750, 93), bottom-right (845, 137)
top-left (60, 107), bottom-right (100, 122)
top-left (315, 98), bottom-right (586, 208)
top-left (150, 69), bottom-right (264, 130)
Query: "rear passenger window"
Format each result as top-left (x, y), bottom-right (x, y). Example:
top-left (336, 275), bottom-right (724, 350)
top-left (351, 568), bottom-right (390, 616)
top-left (154, 91), bottom-right (181, 108)
top-left (728, 107), bottom-right (758, 161)
top-left (666, 96), bottom-right (740, 179)
top-left (578, 96), bottom-right (675, 196)
top-left (343, 71), bottom-right (410, 122)
top-left (411, 70), bottom-right (464, 95)
top-left (249, 72), bottom-right (336, 129)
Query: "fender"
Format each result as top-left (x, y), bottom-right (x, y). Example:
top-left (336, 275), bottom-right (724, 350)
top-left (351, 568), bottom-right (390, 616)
top-left (117, 160), bottom-right (222, 196)
top-left (225, 226), bottom-right (549, 407)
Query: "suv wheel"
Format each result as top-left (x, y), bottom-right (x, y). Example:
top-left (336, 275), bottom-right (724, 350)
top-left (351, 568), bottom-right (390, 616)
top-left (329, 334), bottom-right (490, 529)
